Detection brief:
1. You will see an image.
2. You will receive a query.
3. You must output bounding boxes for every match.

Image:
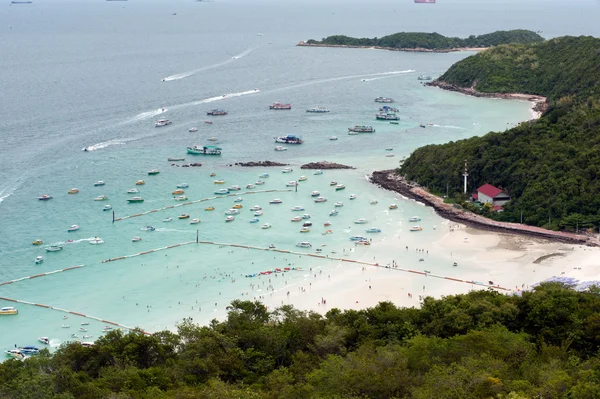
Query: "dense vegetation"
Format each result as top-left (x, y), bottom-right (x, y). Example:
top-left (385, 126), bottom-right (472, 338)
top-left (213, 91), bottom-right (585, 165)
top-left (400, 36), bottom-right (600, 231)
top-left (4, 284), bottom-right (600, 398)
top-left (305, 30), bottom-right (544, 50)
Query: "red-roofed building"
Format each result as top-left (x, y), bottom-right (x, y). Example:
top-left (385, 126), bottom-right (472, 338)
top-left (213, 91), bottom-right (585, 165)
top-left (477, 184), bottom-right (511, 206)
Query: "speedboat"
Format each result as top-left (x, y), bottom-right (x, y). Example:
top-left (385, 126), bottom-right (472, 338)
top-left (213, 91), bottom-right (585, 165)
top-left (127, 188), bottom-right (139, 194)
top-left (385, 153), bottom-right (395, 157)
top-left (409, 216), bottom-right (421, 222)
top-left (0, 306), bottom-right (18, 315)
top-left (324, 221), bottom-right (331, 227)
top-left (303, 221), bottom-right (312, 227)
top-left (249, 218), bottom-right (260, 223)
top-left (261, 223), bottom-right (271, 229)
top-left (178, 214), bottom-right (190, 219)
top-left (329, 181), bottom-right (337, 186)
top-left (329, 136), bottom-right (338, 141)
top-left (38, 194), bottom-right (53, 201)
top-left (274, 146), bottom-right (288, 151)
top-left (163, 217), bottom-right (173, 222)
top-left (189, 127), bottom-right (198, 132)
top-left (225, 209), bottom-right (239, 215)
top-left (314, 170), bottom-right (323, 175)
top-left (35, 256), bottom-right (44, 264)
top-left (94, 195), bottom-right (108, 201)
top-left (19, 346), bottom-right (40, 355)
top-left (255, 180), bottom-right (265, 185)
top-left (311, 191), bottom-right (320, 197)
top-left (136, 180), bottom-right (145, 185)
top-left (127, 197), bottom-right (144, 203)
top-left (246, 184), bottom-right (255, 189)
top-left (148, 169), bottom-right (160, 175)
top-left (282, 167), bottom-right (293, 173)
top-left (61, 324), bottom-right (70, 328)
top-left (226, 216), bottom-right (235, 222)
top-left (229, 185), bottom-right (241, 191)
top-left (296, 242), bottom-right (312, 248)
top-left (68, 188), bottom-right (79, 194)
top-left (234, 197), bottom-right (243, 202)
top-left (103, 205), bottom-right (112, 211)
top-left (366, 227), bottom-right (381, 233)
top-left (354, 218), bottom-right (368, 224)
top-left (206, 109), bottom-right (228, 116)
top-left (155, 119), bottom-right (171, 127)
top-left (78, 327), bottom-right (87, 332)
top-left (269, 244), bottom-right (276, 249)
top-left (335, 184), bottom-right (345, 191)
top-left (350, 235), bottom-right (368, 241)
top-left (141, 226), bottom-right (155, 231)
top-left (410, 226), bottom-right (423, 232)
top-left (214, 179), bottom-right (225, 184)
top-left (274, 135), bottom-right (302, 144)
top-left (314, 197), bottom-right (327, 203)
top-left (32, 239), bottom-right (43, 245)
top-left (374, 97), bottom-right (394, 103)
top-left (250, 205), bottom-right (262, 211)
top-left (172, 189), bottom-right (185, 195)
top-left (4, 349), bottom-right (24, 359)
top-left (205, 206), bottom-right (215, 211)
top-left (67, 224), bottom-right (80, 232)
top-left (254, 211), bottom-right (263, 216)
top-left (291, 216), bottom-right (302, 222)
top-left (232, 204), bottom-right (243, 209)
top-left (302, 214), bottom-right (311, 220)
top-left (329, 209), bottom-right (338, 216)
top-left (132, 237), bottom-right (142, 242)
top-left (207, 137), bottom-right (218, 142)
top-left (291, 205), bottom-right (305, 211)
top-left (389, 204), bottom-right (398, 210)
top-left (385, 147), bottom-right (393, 151)
top-left (269, 199), bottom-right (282, 204)
top-left (370, 200), bottom-right (378, 205)
top-left (89, 237), bottom-right (104, 244)
top-left (349, 194), bottom-right (357, 200)
top-left (334, 202), bottom-right (343, 207)
top-left (94, 181), bottom-right (105, 187)
top-left (177, 183), bottom-right (189, 188)
top-left (215, 189), bottom-right (230, 195)
top-left (260, 173), bottom-right (269, 178)
top-left (298, 176), bottom-right (307, 181)
top-left (38, 337), bottom-right (50, 345)
top-left (306, 106), bottom-right (330, 113)
top-left (45, 246), bottom-right (63, 252)
top-left (190, 219), bottom-right (201, 224)
top-left (300, 227), bottom-right (310, 233)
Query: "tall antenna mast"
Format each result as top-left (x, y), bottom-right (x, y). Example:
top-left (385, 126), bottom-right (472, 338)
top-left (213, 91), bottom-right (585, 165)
top-left (463, 160), bottom-right (469, 194)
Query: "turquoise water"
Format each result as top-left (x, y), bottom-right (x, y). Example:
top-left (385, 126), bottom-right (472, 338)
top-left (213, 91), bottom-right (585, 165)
top-left (2, 0), bottom-right (600, 352)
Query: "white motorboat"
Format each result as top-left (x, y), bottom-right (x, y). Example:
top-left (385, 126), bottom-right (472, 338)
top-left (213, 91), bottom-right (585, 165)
top-left (260, 173), bottom-right (270, 178)
top-left (45, 246), bottom-right (63, 252)
top-left (291, 205), bottom-right (305, 211)
top-left (311, 191), bottom-right (320, 197)
top-left (291, 216), bottom-right (302, 222)
top-left (269, 199), bottom-right (282, 204)
top-left (229, 185), bottom-right (241, 191)
top-left (38, 337), bottom-right (50, 345)
top-left (255, 180), bottom-right (265, 185)
top-left (409, 216), bottom-right (421, 222)
top-left (155, 119), bottom-right (171, 127)
top-left (282, 167), bottom-right (293, 173)
top-left (67, 224), bottom-right (79, 232)
top-left (190, 219), bottom-right (201, 224)
top-left (385, 153), bottom-right (395, 157)
top-left (329, 181), bottom-right (337, 186)
top-left (163, 217), bottom-right (173, 222)
top-left (132, 237), bottom-right (142, 242)
top-left (274, 146), bottom-right (288, 151)
top-left (246, 184), bottom-right (255, 189)
top-left (314, 197), bottom-right (327, 203)
top-left (302, 214), bottom-right (311, 219)
top-left (235, 197), bottom-right (244, 202)
top-left (226, 216), bottom-right (235, 222)
top-left (261, 223), bottom-right (271, 229)
top-left (249, 218), bottom-right (260, 223)
top-left (254, 211), bottom-right (263, 216)
top-left (349, 235), bottom-right (368, 241)
top-left (94, 181), bottom-right (105, 187)
top-left (299, 176), bottom-right (307, 181)
top-left (329, 209), bottom-right (338, 216)
top-left (286, 181), bottom-right (298, 187)
top-left (35, 256), bottom-right (44, 264)
top-left (94, 195), bottom-right (108, 201)
top-left (334, 202), bottom-right (343, 207)
top-left (4, 349), bottom-right (24, 359)
top-left (300, 227), bottom-right (310, 233)
top-left (296, 242), bottom-right (312, 248)
top-left (410, 226), bottom-right (423, 232)
top-left (173, 195), bottom-right (188, 201)
top-left (354, 218), bottom-right (368, 224)
top-left (61, 324), bottom-right (70, 328)
top-left (189, 127), bottom-right (198, 132)
top-left (370, 200), bottom-right (378, 205)
top-left (366, 227), bottom-right (382, 233)
top-left (177, 183), bottom-right (189, 188)
top-left (225, 209), bottom-right (239, 215)
top-left (127, 188), bottom-right (139, 194)
top-left (141, 226), bottom-right (155, 231)
top-left (89, 237), bottom-right (104, 245)
top-left (329, 136), bottom-right (338, 141)
top-left (250, 205), bottom-right (262, 211)
top-left (349, 194), bottom-right (357, 200)
top-left (314, 170), bottom-right (323, 175)
top-left (103, 204), bottom-right (112, 211)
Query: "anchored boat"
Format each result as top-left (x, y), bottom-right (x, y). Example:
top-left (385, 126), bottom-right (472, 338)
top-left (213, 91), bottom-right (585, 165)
top-left (187, 145), bottom-right (222, 155)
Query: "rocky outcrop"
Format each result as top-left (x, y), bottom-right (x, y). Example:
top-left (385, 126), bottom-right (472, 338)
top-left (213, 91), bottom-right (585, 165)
top-left (300, 161), bottom-right (355, 170)
top-left (234, 161), bottom-right (290, 167)
top-left (179, 163), bottom-right (202, 167)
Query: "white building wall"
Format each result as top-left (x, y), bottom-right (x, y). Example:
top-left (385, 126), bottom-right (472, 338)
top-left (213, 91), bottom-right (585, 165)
top-left (478, 192), bottom-right (494, 204)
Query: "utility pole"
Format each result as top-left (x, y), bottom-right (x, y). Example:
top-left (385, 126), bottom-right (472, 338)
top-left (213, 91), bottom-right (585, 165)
top-left (462, 160), bottom-right (469, 194)
top-left (520, 211), bottom-right (523, 224)
top-left (446, 182), bottom-right (449, 198)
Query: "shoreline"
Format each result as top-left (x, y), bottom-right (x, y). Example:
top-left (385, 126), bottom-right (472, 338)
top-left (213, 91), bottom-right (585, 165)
top-left (296, 41), bottom-right (488, 53)
top-left (427, 80), bottom-right (548, 120)
top-left (369, 170), bottom-right (598, 247)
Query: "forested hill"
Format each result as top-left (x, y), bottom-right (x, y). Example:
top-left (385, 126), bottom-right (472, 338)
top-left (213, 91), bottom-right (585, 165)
top-left (4, 284), bottom-right (600, 398)
top-left (400, 36), bottom-right (600, 231)
top-left (303, 29), bottom-right (543, 50)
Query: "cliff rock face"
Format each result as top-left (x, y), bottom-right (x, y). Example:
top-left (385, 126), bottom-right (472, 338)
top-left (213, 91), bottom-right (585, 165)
top-left (300, 161), bottom-right (355, 170)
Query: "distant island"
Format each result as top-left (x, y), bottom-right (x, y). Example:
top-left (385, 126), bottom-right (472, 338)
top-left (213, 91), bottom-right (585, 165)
top-left (396, 36), bottom-right (600, 233)
top-left (298, 29), bottom-right (544, 52)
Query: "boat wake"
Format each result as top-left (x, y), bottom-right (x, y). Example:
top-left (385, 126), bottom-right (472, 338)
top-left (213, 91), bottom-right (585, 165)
top-left (52, 237), bottom-right (99, 246)
top-left (360, 69), bottom-right (416, 82)
top-left (0, 187), bottom-right (15, 205)
top-left (430, 124), bottom-right (465, 130)
top-left (189, 89), bottom-right (260, 105)
top-left (129, 108), bottom-right (168, 123)
top-left (82, 139), bottom-right (128, 152)
top-left (162, 47), bottom-right (255, 82)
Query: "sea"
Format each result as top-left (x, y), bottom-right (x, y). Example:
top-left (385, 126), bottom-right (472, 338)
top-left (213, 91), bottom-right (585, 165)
top-left (1, 0), bottom-right (599, 353)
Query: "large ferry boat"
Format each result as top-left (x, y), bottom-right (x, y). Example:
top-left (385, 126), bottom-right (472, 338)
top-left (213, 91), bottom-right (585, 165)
top-left (269, 102), bottom-right (292, 110)
top-left (374, 97), bottom-right (394, 103)
top-left (206, 109), bottom-right (228, 116)
top-left (274, 135), bottom-right (303, 144)
top-left (348, 125), bottom-right (375, 133)
top-left (375, 112), bottom-right (399, 121)
top-left (187, 145), bottom-right (222, 155)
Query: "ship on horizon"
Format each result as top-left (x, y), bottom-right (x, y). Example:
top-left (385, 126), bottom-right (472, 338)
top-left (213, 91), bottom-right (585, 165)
top-left (414, 0), bottom-right (436, 3)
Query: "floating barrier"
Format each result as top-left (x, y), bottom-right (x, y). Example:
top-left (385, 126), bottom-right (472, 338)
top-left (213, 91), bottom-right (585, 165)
top-left (102, 241), bottom-right (196, 263)
top-left (113, 189), bottom-right (294, 222)
top-left (0, 265), bottom-right (86, 287)
top-left (0, 296), bottom-right (149, 335)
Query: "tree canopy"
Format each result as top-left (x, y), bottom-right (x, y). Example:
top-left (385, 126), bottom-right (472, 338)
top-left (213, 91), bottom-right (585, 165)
top-left (4, 284), bottom-right (600, 398)
top-left (400, 36), bottom-right (600, 230)
top-left (305, 30), bottom-right (544, 50)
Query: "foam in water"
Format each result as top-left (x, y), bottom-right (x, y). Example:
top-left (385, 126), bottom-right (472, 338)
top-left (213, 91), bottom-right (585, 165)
top-left (360, 69), bottom-right (416, 82)
top-left (0, 187), bottom-right (15, 205)
top-left (82, 139), bottom-right (127, 152)
top-left (162, 47), bottom-right (255, 82)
